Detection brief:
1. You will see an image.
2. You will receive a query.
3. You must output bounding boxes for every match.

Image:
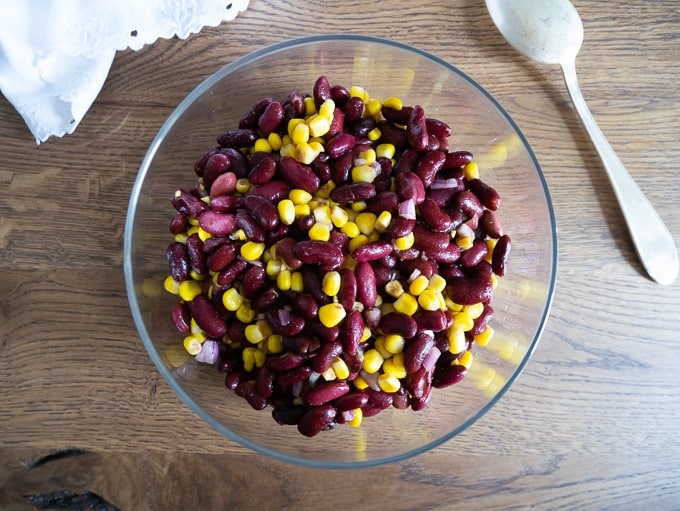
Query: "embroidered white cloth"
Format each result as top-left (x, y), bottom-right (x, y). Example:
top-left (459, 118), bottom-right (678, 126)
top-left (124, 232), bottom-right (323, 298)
top-left (0, 0), bottom-right (249, 143)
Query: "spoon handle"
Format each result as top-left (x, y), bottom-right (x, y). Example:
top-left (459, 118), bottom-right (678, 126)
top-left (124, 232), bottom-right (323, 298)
top-left (560, 59), bottom-right (678, 285)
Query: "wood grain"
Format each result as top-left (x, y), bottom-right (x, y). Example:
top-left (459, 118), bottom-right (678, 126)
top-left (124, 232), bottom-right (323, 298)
top-left (1, 0), bottom-right (679, 509)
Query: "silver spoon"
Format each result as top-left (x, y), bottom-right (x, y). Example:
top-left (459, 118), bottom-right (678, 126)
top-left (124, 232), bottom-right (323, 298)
top-left (486, 0), bottom-right (678, 285)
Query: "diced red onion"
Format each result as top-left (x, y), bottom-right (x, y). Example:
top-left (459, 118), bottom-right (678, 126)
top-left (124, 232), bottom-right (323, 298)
top-left (195, 340), bottom-right (220, 364)
top-left (422, 346), bottom-right (441, 373)
top-left (430, 178), bottom-right (460, 189)
top-left (398, 198), bottom-right (416, 219)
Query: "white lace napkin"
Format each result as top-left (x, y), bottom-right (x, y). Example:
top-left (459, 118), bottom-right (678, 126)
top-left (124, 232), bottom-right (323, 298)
top-left (0, 0), bottom-right (249, 144)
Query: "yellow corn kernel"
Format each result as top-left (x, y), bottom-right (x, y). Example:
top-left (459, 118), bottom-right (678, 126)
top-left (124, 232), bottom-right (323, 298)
top-left (331, 356), bottom-right (350, 380)
top-left (196, 227), bottom-right (212, 242)
top-left (279, 143), bottom-right (296, 158)
top-left (189, 269), bottom-right (207, 282)
top-left (236, 302), bottom-right (256, 323)
top-left (321, 365), bottom-right (337, 381)
top-left (295, 141), bottom-right (321, 165)
top-left (362, 348), bottom-right (384, 374)
top-left (457, 350), bottom-right (474, 369)
top-left (189, 318), bottom-right (202, 335)
top-left (445, 298), bottom-right (464, 312)
top-left (384, 334), bottom-right (405, 354)
top-left (394, 232), bottom-right (414, 251)
top-left (464, 161), bottom-right (480, 181)
top-left (267, 334), bottom-right (284, 354)
top-left (348, 407), bottom-right (363, 427)
top-left (376, 143), bottom-right (396, 160)
top-left (245, 322), bottom-right (269, 344)
top-left (367, 127), bottom-right (382, 141)
top-left (351, 200), bottom-right (367, 212)
top-left (383, 355), bottom-right (407, 379)
top-left (428, 274), bottom-right (447, 293)
top-left (351, 164), bottom-right (377, 183)
top-left (341, 220), bottom-right (360, 238)
top-left (348, 234), bottom-right (369, 253)
top-left (350, 85), bottom-right (367, 100)
top-left (474, 325), bottom-right (494, 347)
top-left (267, 132), bottom-right (283, 151)
top-left (186, 215), bottom-right (200, 226)
top-left (453, 310), bottom-right (474, 332)
top-left (294, 204), bottom-right (311, 218)
top-left (491, 274), bottom-right (499, 289)
top-left (308, 222), bottom-right (331, 241)
top-left (318, 302), bottom-right (347, 328)
top-left (254, 348), bottom-right (267, 368)
top-left (289, 188), bottom-right (311, 205)
top-left (322, 271), bottom-right (342, 297)
top-left (277, 269), bottom-right (292, 291)
top-left (418, 289), bottom-right (442, 311)
top-left (164, 275), bottom-right (180, 294)
top-left (235, 178), bottom-right (251, 194)
top-left (222, 287), bottom-right (244, 311)
top-left (178, 280), bottom-right (202, 302)
top-left (361, 326), bottom-right (372, 342)
top-left (353, 375), bottom-right (370, 390)
top-left (330, 205), bottom-right (349, 228)
top-left (355, 149), bottom-right (376, 166)
top-left (291, 122), bottom-right (310, 146)
top-left (290, 271), bottom-right (304, 292)
top-left (383, 96), bottom-right (403, 110)
top-left (393, 293), bottom-right (419, 316)
top-left (463, 302), bottom-right (485, 320)
top-left (303, 96), bottom-right (316, 116)
top-left (288, 117), bottom-right (305, 137)
top-left (307, 114), bottom-right (331, 138)
top-left (316, 180), bottom-right (336, 199)
top-left (408, 275), bottom-right (429, 296)
top-left (230, 228), bottom-right (247, 241)
top-left (253, 137), bottom-right (272, 153)
top-left (378, 373), bottom-right (401, 393)
top-left (241, 346), bottom-right (256, 371)
top-left (318, 98), bottom-right (335, 118)
top-left (455, 236), bottom-right (474, 250)
top-left (374, 211), bottom-right (392, 233)
top-left (183, 335), bottom-right (204, 356)
top-left (173, 232), bottom-right (188, 244)
top-left (448, 327), bottom-right (468, 354)
top-left (313, 205), bottom-right (332, 225)
top-left (240, 241), bottom-right (265, 261)
top-left (354, 212), bottom-right (377, 235)
top-left (384, 280), bottom-right (404, 298)
top-left (187, 225), bottom-right (200, 237)
top-left (366, 98), bottom-right (382, 117)
top-left (485, 238), bottom-right (497, 264)
top-left (277, 199), bottom-right (296, 225)
top-left (266, 258), bottom-right (282, 277)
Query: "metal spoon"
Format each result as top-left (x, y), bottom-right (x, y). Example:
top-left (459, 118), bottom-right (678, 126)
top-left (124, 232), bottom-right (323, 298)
top-left (486, 0), bottom-right (678, 285)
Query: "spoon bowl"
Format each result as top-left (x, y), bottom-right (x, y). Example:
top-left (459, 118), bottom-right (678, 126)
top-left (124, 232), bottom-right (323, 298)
top-left (486, 0), bottom-right (678, 285)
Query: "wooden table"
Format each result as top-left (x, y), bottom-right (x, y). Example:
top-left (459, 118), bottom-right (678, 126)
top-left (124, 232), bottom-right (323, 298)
top-left (2, 1), bottom-right (678, 509)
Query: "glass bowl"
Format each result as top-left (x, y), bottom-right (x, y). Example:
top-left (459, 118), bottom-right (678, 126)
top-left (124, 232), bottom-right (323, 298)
top-left (124, 34), bottom-right (557, 468)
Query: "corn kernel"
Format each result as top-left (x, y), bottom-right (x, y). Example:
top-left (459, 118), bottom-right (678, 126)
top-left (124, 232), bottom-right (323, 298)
top-left (457, 350), bottom-right (474, 369)
top-left (384, 334), bottom-right (405, 354)
top-left (361, 326), bottom-right (372, 342)
top-left (446, 298), bottom-right (464, 312)
top-left (474, 326), bottom-right (494, 347)
top-left (253, 137), bottom-right (272, 153)
top-left (366, 98), bottom-right (382, 117)
top-left (294, 204), bottom-right (311, 218)
top-left (240, 241), bottom-right (265, 261)
top-left (303, 96), bottom-right (316, 116)
top-left (350, 85), bottom-right (366, 100)
top-left (277, 199), bottom-right (296, 225)
top-left (267, 132), bottom-right (283, 151)
top-left (164, 275), bottom-right (180, 294)
top-left (288, 117), bottom-right (305, 137)
top-left (353, 376), bottom-right (369, 390)
top-left (383, 356), bottom-right (407, 379)
top-left (230, 228), bottom-right (247, 241)
top-left (331, 356), bottom-right (350, 380)
top-left (367, 127), bottom-right (382, 141)
top-left (318, 302), bottom-right (347, 328)
top-left (341, 220), bottom-right (360, 238)
top-left (350, 200), bottom-right (367, 212)
top-left (464, 161), bottom-right (480, 180)
top-left (331, 206), bottom-right (349, 228)
top-left (393, 293), bottom-right (418, 316)
top-left (187, 225), bottom-right (200, 237)
top-left (222, 288), bottom-right (243, 311)
top-left (267, 334), bottom-right (284, 354)
top-left (308, 222), bottom-right (331, 241)
top-left (491, 274), bottom-right (499, 289)
top-left (378, 373), bottom-right (401, 393)
top-left (362, 348), bottom-right (384, 374)
top-left (173, 232), bottom-right (188, 244)
top-left (374, 211), bottom-right (392, 233)
top-left (383, 96), bottom-right (403, 110)
top-left (394, 232), bottom-right (414, 251)
top-left (279, 143), bottom-right (296, 158)
top-left (355, 149), bottom-right (376, 166)
top-left (254, 348), bottom-right (267, 368)
top-left (418, 289), bottom-right (442, 311)
top-left (408, 275), bottom-right (429, 296)
top-left (348, 234), bottom-right (369, 253)
top-left (307, 114), bottom-right (331, 138)
top-left (448, 327), bottom-right (467, 354)
top-left (266, 258), bottom-right (282, 277)
top-left (485, 238), bottom-right (497, 264)
top-left (295, 141), bottom-right (321, 165)
top-left (235, 178), bottom-right (251, 194)
top-left (322, 271), bottom-right (342, 297)
top-left (321, 366), bottom-right (337, 381)
top-left (290, 271), bottom-right (304, 292)
top-left (277, 269), bottom-right (292, 291)
top-left (455, 236), bottom-right (474, 250)
top-left (318, 98), bottom-right (335, 118)
top-left (183, 335), bottom-right (204, 356)
top-left (245, 323), bottom-right (269, 344)
top-left (290, 188), bottom-right (312, 204)
top-left (316, 180), bottom-right (336, 199)
top-left (355, 212), bottom-right (377, 235)
top-left (384, 280), bottom-right (404, 298)
top-left (351, 164), bottom-right (377, 183)
top-left (348, 407), bottom-right (363, 427)
top-left (376, 143), bottom-right (396, 160)
top-left (464, 302), bottom-right (485, 320)
top-left (196, 227), bottom-right (212, 243)
top-left (428, 274), bottom-right (447, 293)
top-left (236, 303), bottom-right (256, 323)
top-left (178, 280), bottom-right (202, 301)
top-left (453, 310), bottom-right (474, 331)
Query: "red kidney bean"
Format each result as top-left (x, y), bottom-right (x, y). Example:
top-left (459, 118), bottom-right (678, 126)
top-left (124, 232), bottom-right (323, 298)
top-left (239, 97), bottom-right (273, 129)
top-left (282, 335), bottom-right (320, 355)
top-left (447, 275), bottom-right (494, 305)
top-left (355, 261), bottom-right (377, 307)
top-left (237, 382), bottom-right (268, 411)
top-left (405, 366), bottom-right (432, 400)
top-left (329, 183), bottom-right (376, 204)
top-left (371, 263), bottom-right (397, 288)
top-left (194, 148), bottom-right (218, 176)
top-left (216, 258), bottom-right (248, 288)
top-left (334, 391), bottom-right (369, 412)
top-left (210, 194), bottom-right (240, 213)
top-left (330, 84), bottom-right (350, 104)
top-left (329, 151), bottom-right (353, 184)
top-left (256, 366), bottom-right (275, 398)
top-left (267, 223), bottom-right (290, 244)
top-left (425, 118), bottom-right (452, 139)
top-left (242, 194), bottom-right (279, 230)
top-left (297, 404), bottom-right (337, 437)
top-left (492, 234), bottom-right (511, 276)
top-left (397, 257), bottom-right (436, 279)
top-left (396, 171), bottom-right (426, 205)
top-left (241, 265), bottom-right (266, 298)
top-left (250, 285), bottom-right (277, 314)
top-left (328, 107), bottom-right (345, 138)
top-left (365, 388), bottom-right (394, 410)
top-left (379, 312), bottom-right (418, 339)
top-left (265, 308), bottom-right (305, 336)
top-left (210, 171), bottom-right (237, 198)
top-left (300, 266), bottom-right (329, 306)
top-left (206, 242), bottom-right (237, 272)
top-left (202, 153), bottom-right (231, 190)
top-left (217, 128), bottom-right (258, 148)
top-left (249, 180), bottom-right (290, 202)
top-left (404, 332), bottom-right (435, 373)
top-left (392, 387), bottom-right (411, 410)
top-left (311, 156), bottom-right (331, 182)
top-left (304, 380), bottom-right (349, 406)
top-left (198, 211), bottom-right (236, 237)
top-left (480, 209), bottom-right (504, 238)
top-left (342, 309), bottom-right (364, 355)
top-left (412, 310), bottom-right (450, 333)
top-left (365, 191), bottom-right (399, 215)
top-left (460, 239), bottom-right (489, 268)
top-left (187, 294), bottom-right (227, 338)
top-left (272, 404), bottom-right (306, 426)
top-left (343, 96), bottom-right (364, 123)
top-left (352, 240), bottom-right (393, 262)
top-left (257, 101), bottom-right (284, 134)
top-left (468, 178), bottom-right (501, 211)
top-left (218, 147), bottom-right (248, 178)
top-left (387, 217), bottom-right (416, 239)
top-left (293, 241), bottom-right (344, 269)
top-left (329, 231), bottom-right (349, 253)
top-left (247, 155), bottom-right (277, 185)
top-left (471, 304), bottom-right (494, 336)
top-left (428, 242), bottom-right (461, 264)
top-left (172, 188), bottom-right (208, 218)
top-left (166, 242), bottom-right (189, 281)
top-left (444, 150), bottom-right (474, 169)
top-left (277, 365), bottom-right (313, 387)
top-left (185, 233), bottom-right (207, 275)
top-left (171, 302), bottom-right (191, 333)
top-left (412, 225), bottom-right (450, 254)
top-left (432, 364), bottom-right (467, 389)
top-left (235, 210), bottom-right (265, 243)
top-left (426, 188), bottom-right (457, 208)
top-left (419, 198), bottom-right (454, 232)
top-left (352, 117), bottom-right (377, 137)
top-left (313, 75), bottom-right (332, 106)
top-left (291, 293), bottom-right (319, 320)
top-left (267, 353), bottom-right (306, 371)
top-left (416, 150), bottom-right (446, 188)
top-left (337, 268), bottom-right (357, 310)
top-left (381, 105), bottom-right (412, 125)
top-left (284, 91), bottom-right (306, 117)
top-left (225, 368), bottom-right (246, 390)
top-left (376, 120), bottom-right (408, 148)
top-left (406, 105), bottom-right (428, 151)
top-left (278, 157), bottom-right (320, 193)
top-left (275, 238), bottom-right (303, 270)
top-left (304, 319), bottom-right (339, 343)
top-left (325, 132), bottom-right (355, 158)
top-left (169, 213), bottom-right (188, 234)
top-left (455, 190), bottom-right (484, 218)
top-left (411, 385), bottom-right (433, 411)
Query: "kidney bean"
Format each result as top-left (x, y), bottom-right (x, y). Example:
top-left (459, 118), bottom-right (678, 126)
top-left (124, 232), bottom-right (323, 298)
top-left (397, 257), bottom-right (436, 279)
top-left (284, 91), bottom-right (306, 117)
top-left (216, 258), bottom-right (248, 288)
top-left (412, 225), bottom-right (450, 254)
top-left (379, 312), bottom-right (418, 339)
top-left (343, 96), bottom-right (364, 123)
top-left (342, 309), bottom-right (364, 355)
top-left (328, 107), bottom-right (345, 138)
top-left (187, 294), bottom-right (227, 338)
top-left (381, 105), bottom-right (412, 125)
top-left (202, 153), bottom-right (231, 190)
top-left (217, 128), bottom-right (258, 148)
top-left (172, 188), bottom-right (208, 218)
top-left (387, 217), bottom-right (416, 239)
top-left (412, 310), bottom-right (450, 333)
top-left (376, 120), bottom-right (408, 148)
top-left (209, 195), bottom-right (238, 214)
top-left (185, 233), bottom-right (207, 275)
top-left (411, 386), bottom-right (433, 411)
top-left (455, 190), bottom-right (484, 218)
top-left (336, 268), bottom-right (357, 311)
top-left (468, 178), bottom-right (501, 211)
top-left (300, 266), bottom-right (329, 305)
top-left (405, 366), bottom-right (432, 400)
top-left (256, 366), bottom-right (275, 398)
top-left (297, 404), bottom-right (337, 437)
top-left (166, 242), bottom-right (189, 281)
top-left (171, 302), bottom-right (191, 333)
top-left (427, 242), bottom-right (461, 264)
top-left (313, 75), bottom-right (332, 106)
top-left (355, 261), bottom-right (377, 307)
top-left (392, 387), bottom-right (411, 410)
top-left (239, 97), bottom-right (273, 129)
top-left (469, 260), bottom-right (493, 280)
top-left (480, 209), bottom-right (504, 238)
top-left (311, 157), bottom-right (331, 182)
top-left (371, 263), bottom-right (397, 288)
top-left (304, 380), bottom-right (349, 407)
top-left (282, 335), bottom-right (320, 356)
top-left (415, 150), bottom-right (446, 188)
top-left (235, 210), bottom-right (265, 243)
top-left (194, 148), bottom-right (218, 176)
top-left (352, 240), bottom-right (393, 262)
top-left (198, 210), bottom-right (236, 237)
top-left (329, 231), bottom-right (349, 253)
top-left (403, 332), bottom-right (435, 373)
top-left (326, 132), bottom-right (355, 158)
top-left (351, 117), bottom-right (376, 137)
top-left (249, 180), bottom-right (290, 202)
top-left (406, 105), bottom-right (428, 151)
top-left (492, 234), bottom-right (511, 277)
top-left (169, 213), bottom-right (188, 235)
top-left (210, 171), bottom-right (237, 198)
top-left (334, 391), bottom-right (369, 412)
top-left (241, 265), bottom-right (267, 298)
top-left (252, 285), bottom-right (278, 313)
top-left (304, 319), bottom-right (339, 343)
top-left (432, 364), bottom-right (467, 389)
top-left (330, 183), bottom-right (376, 205)
top-left (267, 352), bottom-right (306, 372)
top-left (471, 304), bottom-right (494, 335)
top-left (272, 404), bottom-right (306, 426)
top-left (265, 308), bottom-right (305, 336)
top-left (444, 150), bottom-right (474, 169)
top-left (275, 238), bottom-right (303, 270)
top-left (278, 157), bottom-right (320, 193)
top-left (236, 382), bottom-right (268, 411)
top-left (267, 223), bottom-right (290, 244)
top-left (396, 171), bottom-right (426, 205)
top-left (329, 151), bottom-right (353, 184)
top-left (364, 191), bottom-right (397, 216)
top-left (256, 101), bottom-right (284, 134)
top-left (425, 118), bottom-right (452, 140)
top-left (293, 241), bottom-right (344, 269)
top-left (460, 239), bottom-right (489, 269)
top-left (225, 368), bottom-right (246, 390)
top-left (291, 293), bottom-right (319, 320)
top-left (330, 84), bottom-right (350, 105)
top-left (241, 194), bottom-right (279, 231)
top-left (247, 155), bottom-right (277, 185)
top-left (419, 198), bottom-right (454, 232)
top-left (365, 388), bottom-right (393, 410)
top-left (447, 275), bottom-right (494, 305)
top-left (219, 147), bottom-right (249, 178)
